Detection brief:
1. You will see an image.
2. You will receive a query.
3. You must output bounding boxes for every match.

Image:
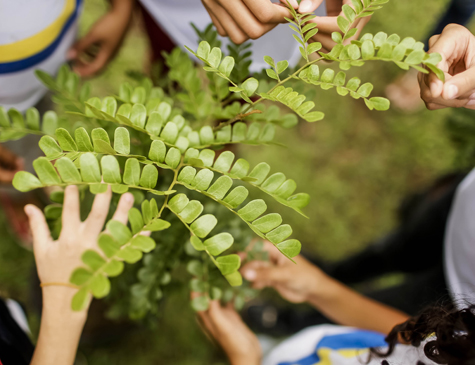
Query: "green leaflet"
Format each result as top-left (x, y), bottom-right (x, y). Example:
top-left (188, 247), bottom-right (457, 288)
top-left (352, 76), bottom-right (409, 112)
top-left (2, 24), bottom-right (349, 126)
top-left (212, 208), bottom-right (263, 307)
top-left (56, 128), bottom-right (77, 151)
top-left (215, 254), bottom-right (240, 275)
top-left (79, 153), bottom-right (101, 183)
top-left (203, 233), bottom-right (233, 256)
top-left (33, 157), bottom-right (61, 185)
top-left (123, 158), bottom-right (141, 186)
top-left (101, 156), bottom-right (122, 184)
top-left (140, 165), bottom-right (158, 189)
top-left (12, 172), bottom-right (43, 192)
top-left (190, 214), bottom-right (217, 238)
top-left (238, 200), bottom-right (267, 222)
top-left (266, 224), bottom-right (293, 244)
top-left (55, 157), bottom-right (82, 183)
top-left (114, 127), bottom-right (130, 155)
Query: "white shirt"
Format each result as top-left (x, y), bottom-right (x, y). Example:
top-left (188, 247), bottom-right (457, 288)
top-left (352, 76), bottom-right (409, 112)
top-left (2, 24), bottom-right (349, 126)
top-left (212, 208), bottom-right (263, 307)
top-left (263, 324), bottom-right (436, 365)
top-left (139, 0), bottom-right (326, 72)
top-left (0, 0), bottom-right (80, 112)
top-left (445, 167), bottom-right (475, 307)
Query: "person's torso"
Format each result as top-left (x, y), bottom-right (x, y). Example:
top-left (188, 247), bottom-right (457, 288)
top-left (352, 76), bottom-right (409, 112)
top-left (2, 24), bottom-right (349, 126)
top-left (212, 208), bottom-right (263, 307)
top-left (0, 0), bottom-right (81, 112)
top-left (444, 167), bottom-right (475, 307)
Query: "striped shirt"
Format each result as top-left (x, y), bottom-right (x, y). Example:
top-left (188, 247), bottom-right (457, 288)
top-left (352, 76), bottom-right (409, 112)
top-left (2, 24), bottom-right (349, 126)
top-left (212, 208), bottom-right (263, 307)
top-left (0, 0), bottom-right (82, 112)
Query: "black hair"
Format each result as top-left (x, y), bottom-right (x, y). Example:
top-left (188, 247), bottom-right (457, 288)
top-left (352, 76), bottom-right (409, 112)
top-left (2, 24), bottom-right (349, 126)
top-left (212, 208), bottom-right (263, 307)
top-left (372, 305), bottom-right (475, 365)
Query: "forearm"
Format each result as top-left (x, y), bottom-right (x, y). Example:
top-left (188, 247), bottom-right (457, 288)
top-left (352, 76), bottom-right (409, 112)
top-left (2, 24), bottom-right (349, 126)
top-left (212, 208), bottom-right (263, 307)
top-left (307, 274), bottom-right (409, 334)
top-left (31, 288), bottom-right (88, 365)
top-left (110, 0), bottom-right (134, 17)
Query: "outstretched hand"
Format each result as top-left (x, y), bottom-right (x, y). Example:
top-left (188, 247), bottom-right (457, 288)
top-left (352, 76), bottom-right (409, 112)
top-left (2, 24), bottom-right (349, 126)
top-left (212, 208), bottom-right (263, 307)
top-left (419, 24), bottom-right (475, 110)
top-left (241, 241), bottom-right (326, 303)
top-left (196, 298), bottom-right (261, 365)
top-left (25, 185), bottom-right (134, 305)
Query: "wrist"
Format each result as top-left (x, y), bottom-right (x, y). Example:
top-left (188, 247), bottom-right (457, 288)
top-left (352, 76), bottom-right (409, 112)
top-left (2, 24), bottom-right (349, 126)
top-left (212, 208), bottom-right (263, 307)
top-left (305, 269), bottom-right (334, 304)
top-left (42, 287), bottom-right (89, 326)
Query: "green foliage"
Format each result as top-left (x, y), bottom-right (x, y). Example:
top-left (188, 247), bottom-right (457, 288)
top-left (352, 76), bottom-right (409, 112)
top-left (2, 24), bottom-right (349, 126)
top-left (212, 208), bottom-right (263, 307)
top-left (5, 0), bottom-right (445, 317)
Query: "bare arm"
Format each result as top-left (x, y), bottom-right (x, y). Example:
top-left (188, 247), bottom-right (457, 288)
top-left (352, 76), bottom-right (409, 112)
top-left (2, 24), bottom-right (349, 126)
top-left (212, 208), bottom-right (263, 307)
top-left (242, 241), bottom-right (408, 335)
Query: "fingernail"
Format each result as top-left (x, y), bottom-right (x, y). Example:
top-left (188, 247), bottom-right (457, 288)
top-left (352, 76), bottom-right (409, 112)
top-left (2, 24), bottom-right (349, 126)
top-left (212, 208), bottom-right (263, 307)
top-left (469, 92), bottom-right (475, 100)
top-left (447, 85), bottom-right (458, 99)
top-left (24, 205), bottom-right (34, 216)
top-left (299, 0), bottom-right (313, 13)
top-left (124, 193), bottom-right (134, 203)
top-left (243, 270), bottom-right (256, 280)
top-left (430, 81), bottom-right (441, 97)
top-left (467, 100), bottom-right (475, 106)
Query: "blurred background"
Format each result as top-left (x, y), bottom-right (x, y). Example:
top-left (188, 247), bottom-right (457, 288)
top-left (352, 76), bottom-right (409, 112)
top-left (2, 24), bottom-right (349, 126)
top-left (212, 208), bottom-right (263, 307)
top-left (1, 0), bottom-right (474, 363)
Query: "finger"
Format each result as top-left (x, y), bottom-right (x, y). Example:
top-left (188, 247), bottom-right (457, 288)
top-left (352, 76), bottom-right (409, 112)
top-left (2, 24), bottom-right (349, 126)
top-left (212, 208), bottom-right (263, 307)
top-left (217, 0), bottom-right (276, 40)
top-left (72, 48), bottom-right (110, 77)
top-left (428, 34), bottom-right (440, 48)
top-left (110, 193), bottom-right (134, 225)
top-left (68, 32), bottom-right (98, 60)
top-left (280, 0), bottom-right (298, 9)
top-left (242, 263), bottom-right (288, 286)
top-left (204, 1), bottom-right (249, 44)
top-left (60, 185), bottom-right (80, 237)
top-left (84, 186), bottom-right (112, 235)
top-left (0, 169), bottom-right (16, 183)
top-left (25, 204), bottom-right (51, 251)
top-left (442, 66), bottom-right (475, 100)
top-left (243, 0), bottom-right (291, 23)
top-left (425, 102), bottom-right (448, 110)
top-left (209, 11), bottom-right (227, 36)
top-left (298, 0), bottom-right (324, 13)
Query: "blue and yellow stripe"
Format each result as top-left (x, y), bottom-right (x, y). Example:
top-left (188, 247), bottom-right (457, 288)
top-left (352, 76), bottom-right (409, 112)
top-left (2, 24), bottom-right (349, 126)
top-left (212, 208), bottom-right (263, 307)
top-left (278, 330), bottom-right (388, 365)
top-left (0, 0), bottom-right (82, 74)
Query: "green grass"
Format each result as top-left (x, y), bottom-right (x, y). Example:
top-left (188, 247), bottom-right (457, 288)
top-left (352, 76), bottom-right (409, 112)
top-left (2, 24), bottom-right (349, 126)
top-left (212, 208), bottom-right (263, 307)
top-left (0, 0), bottom-right (470, 363)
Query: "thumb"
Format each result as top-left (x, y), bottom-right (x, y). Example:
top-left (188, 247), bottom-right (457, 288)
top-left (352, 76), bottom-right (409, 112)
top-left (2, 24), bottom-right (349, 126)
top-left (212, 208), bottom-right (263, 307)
top-left (242, 264), bottom-right (287, 286)
top-left (25, 204), bottom-right (51, 250)
top-left (298, 0), bottom-right (324, 13)
top-left (442, 66), bottom-right (475, 100)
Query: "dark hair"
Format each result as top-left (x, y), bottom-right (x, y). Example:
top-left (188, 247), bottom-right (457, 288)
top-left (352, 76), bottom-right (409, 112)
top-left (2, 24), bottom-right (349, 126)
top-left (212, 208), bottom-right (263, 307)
top-left (372, 305), bottom-right (475, 365)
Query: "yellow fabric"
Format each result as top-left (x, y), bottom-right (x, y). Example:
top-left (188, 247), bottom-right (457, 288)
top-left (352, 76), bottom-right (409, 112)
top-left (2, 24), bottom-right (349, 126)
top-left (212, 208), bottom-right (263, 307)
top-left (315, 348), bottom-right (369, 365)
top-left (0, 0), bottom-right (75, 62)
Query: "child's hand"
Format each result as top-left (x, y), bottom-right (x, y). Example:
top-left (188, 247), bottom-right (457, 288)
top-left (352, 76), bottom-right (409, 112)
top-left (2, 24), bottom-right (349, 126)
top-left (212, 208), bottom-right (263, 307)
top-left (419, 24), bottom-right (475, 110)
top-left (0, 145), bottom-right (24, 184)
top-left (197, 298), bottom-right (261, 365)
top-left (25, 185), bottom-right (134, 306)
top-left (68, 0), bottom-right (133, 76)
top-left (241, 241), bottom-right (327, 303)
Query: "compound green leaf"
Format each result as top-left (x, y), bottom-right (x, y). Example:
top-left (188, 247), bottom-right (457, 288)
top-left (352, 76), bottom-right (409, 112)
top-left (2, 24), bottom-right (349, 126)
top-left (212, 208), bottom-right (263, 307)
top-left (107, 220), bottom-right (132, 245)
top-left (207, 175), bottom-right (233, 200)
top-left (178, 166), bottom-right (196, 184)
top-left (224, 271), bottom-right (242, 286)
top-left (70, 268), bottom-right (92, 286)
top-left (229, 158), bottom-right (250, 178)
top-left (114, 127), bottom-right (130, 155)
top-left (168, 193), bottom-right (190, 213)
top-left (165, 147), bottom-right (181, 169)
top-left (238, 199), bottom-right (267, 221)
top-left (128, 208), bottom-right (144, 235)
top-left (204, 233), bottom-right (233, 256)
top-left (276, 239), bottom-right (301, 258)
top-left (213, 151), bottom-right (234, 172)
top-left (82, 250), bottom-right (106, 271)
top-left (139, 165), bottom-right (158, 189)
top-left (216, 254), bottom-right (240, 275)
top-left (131, 235), bottom-right (156, 252)
top-left (241, 77), bottom-right (259, 96)
top-left (190, 214), bottom-right (217, 238)
top-left (56, 128), bottom-right (77, 151)
top-left (266, 224), bottom-right (293, 244)
top-left (39, 136), bottom-right (63, 159)
top-left (98, 233), bottom-right (121, 258)
top-left (71, 287), bottom-right (90, 311)
top-left (252, 213), bottom-right (282, 233)
top-left (179, 201), bottom-right (203, 223)
top-left (261, 173), bottom-right (286, 193)
top-left (191, 169), bottom-right (214, 191)
top-left (116, 246), bottom-right (143, 263)
top-left (55, 157), bottom-right (82, 183)
top-left (79, 153), bottom-right (101, 183)
top-left (103, 260), bottom-right (124, 277)
top-left (33, 157), bottom-right (61, 185)
top-left (123, 158), bottom-right (140, 186)
top-left (130, 104), bottom-right (147, 128)
top-left (75, 127), bottom-right (94, 152)
top-left (144, 219), bottom-right (171, 231)
top-left (149, 140), bottom-right (166, 163)
top-left (248, 162), bottom-right (270, 185)
top-left (101, 156), bottom-right (121, 184)
top-left (222, 186), bottom-right (249, 208)
top-left (12, 172), bottom-right (43, 192)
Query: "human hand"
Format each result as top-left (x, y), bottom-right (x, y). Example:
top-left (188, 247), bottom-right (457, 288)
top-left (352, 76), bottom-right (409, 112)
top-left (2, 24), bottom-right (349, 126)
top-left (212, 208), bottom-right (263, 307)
top-left (0, 145), bottom-right (24, 184)
top-left (68, 0), bottom-right (133, 76)
top-left (419, 24), bottom-right (475, 110)
top-left (241, 241), bottom-right (327, 303)
top-left (302, 0), bottom-right (371, 51)
top-left (197, 298), bottom-right (261, 365)
top-left (25, 185), bottom-right (134, 309)
top-left (201, 0), bottom-right (293, 44)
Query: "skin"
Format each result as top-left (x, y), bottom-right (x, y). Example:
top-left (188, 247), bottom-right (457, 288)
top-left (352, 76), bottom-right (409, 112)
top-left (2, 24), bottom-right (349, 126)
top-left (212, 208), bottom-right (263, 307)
top-left (25, 185), bottom-right (136, 365)
top-left (0, 145), bottom-right (23, 184)
top-left (68, 0), bottom-right (134, 77)
top-left (419, 24), bottom-right (475, 110)
top-left (198, 241), bottom-right (409, 365)
top-left (201, 0), bottom-right (370, 50)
